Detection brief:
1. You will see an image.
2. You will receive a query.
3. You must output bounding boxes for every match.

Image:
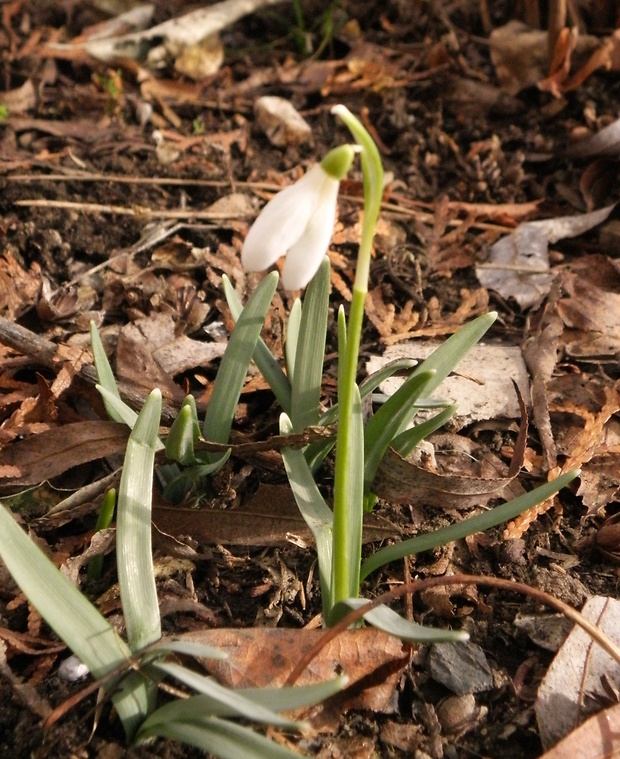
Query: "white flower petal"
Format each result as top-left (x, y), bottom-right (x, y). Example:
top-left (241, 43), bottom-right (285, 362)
top-left (241, 165), bottom-right (325, 273)
top-left (281, 178), bottom-right (339, 290)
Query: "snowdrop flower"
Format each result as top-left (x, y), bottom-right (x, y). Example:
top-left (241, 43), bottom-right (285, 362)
top-left (241, 144), bottom-right (355, 290)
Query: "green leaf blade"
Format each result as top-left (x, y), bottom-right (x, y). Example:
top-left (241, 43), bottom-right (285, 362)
top-left (290, 257), bottom-right (330, 432)
top-left (117, 389), bottom-right (162, 652)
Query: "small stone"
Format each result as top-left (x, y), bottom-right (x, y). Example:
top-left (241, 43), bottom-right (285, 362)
top-left (436, 694), bottom-right (487, 737)
top-left (428, 640), bottom-right (493, 695)
top-left (254, 96), bottom-right (313, 148)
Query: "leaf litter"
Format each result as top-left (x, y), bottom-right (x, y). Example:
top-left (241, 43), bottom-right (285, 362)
top-left (1, 1), bottom-right (620, 757)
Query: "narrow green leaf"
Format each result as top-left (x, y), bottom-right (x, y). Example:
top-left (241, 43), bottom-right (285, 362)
top-left (222, 274), bottom-right (291, 412)
top-left (363, 369), bottom-right (435, 498)
top-left (391, 404), bottom-right (457, 458)
top-left (331, 382), bottom-right (364, 608)
top-left (117, 389), bottom-right (162, 652)
top-left (87, 487), bottom-right (116, 582)
top-left (284, 297), bottom-right (302, 382)
top-left (136, 715), bottom-right (302, 759)
top-left (95, 384), bottom-right (138, 429)
top-left (204, 272), bottom-right (278, 451)
top-left (305, 358), bottom-right (419, 472)
top-left (290, 257), bottom-right (330, 432)
top-left (90, 321), bottom-right (124, 423)
top-left (0, 505), bottom-right (149, 737)
top-left (332, 598), bottom-right (468, 643)
top-left (280, 413), bottom-right (334, 615)
top-left (238, 677), bottom-right (348, 713)
top-left (144, 639), bottom-right (228, 662)
top-left (0, 506), bottom-right (131, 676)
top-left (166, 403), bottom-right (200, 465)
top-left (360, 469), bottom-right (580, 579)
top-left (151, 661), bottom-right (302, 729)
top-left (409, 312), bottom-right (497, 398)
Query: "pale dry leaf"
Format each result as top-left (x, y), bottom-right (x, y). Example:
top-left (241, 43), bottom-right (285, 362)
top-left (476, 205), bottom-right (616, 309)
top-left (536, 595), bottom-right (620, 749)
top-left (538, 700), bottom-right (620, 759)
top-left (367, 342), bottom-right (529, 429)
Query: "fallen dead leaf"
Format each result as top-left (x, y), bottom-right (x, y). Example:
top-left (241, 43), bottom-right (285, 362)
top-left (476, 205), bottom-right (616, 309)
top-left (556, 255), bottom-right (620, 358)
top-left (536, 595), bottom-right (620, 749)
top-left (373, 433), bottom-right (523, 509)
top-left (0, 421), bottom-right (129, 494)
top-left (538, 700), bottom-right (620, 759)
top-left (180, 626), bottom-right (410, 727)
top-left (153, 482), bottom-right (401, 547)
top-left (367, 341), bottom-right (530, 429)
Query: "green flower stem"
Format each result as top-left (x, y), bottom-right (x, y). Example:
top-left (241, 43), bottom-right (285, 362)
top-left (331, 106), bottom-right (384, 609)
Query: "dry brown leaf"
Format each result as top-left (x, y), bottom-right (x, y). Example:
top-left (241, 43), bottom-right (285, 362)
top-left (181, 627), bottom-right (410, 727)
top-left (0, 253), bottom-right (42, 321)
top-left (115, 313), bottom-right (223, 403)
top-left (562, 28), bottom-right (620, 92)
top-left (0, 421), bottom-right (129, 494)
top-left (556, 256), bottom-right (620, 357)
top-left (537, 26), bottom-right (578, 98)
top-left (522, 282), bottom-right (564, 469)
top-left (476, 206), bottom-right (615, 309)
top-left (153, 482), bottom-right (401, 547)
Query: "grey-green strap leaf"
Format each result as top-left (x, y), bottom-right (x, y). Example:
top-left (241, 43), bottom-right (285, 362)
top-left (117, 388), bottom-right (162, 652)
top-left (280, 412), bottom-right (334, 615)
top-left (90, 321), bottom-right (124, 423)
top-left (363, 369), bottom-right (435, 499)
top-left (0, 505), bottom-right (149, 738)
top-left (136, 714), bottom-right (303, 759)
top-left (290, 257), bottom-right (330, 432)
top-left (151, 661), bottom-right (302, 729)
top-left (410, 312), bottom-right (497, 397)
top-left (332, 598), bottom-right (468, 643)
top-left (284, 297), bottom-right (302, 382)
top-left (391, 403), bottom-right (457, 458)
top-left (360, 468), bottom-right (580, 580)
top-left (222, 274), bottom-right (291, 412)
top-left (204, 272), bottom-right (278, 451)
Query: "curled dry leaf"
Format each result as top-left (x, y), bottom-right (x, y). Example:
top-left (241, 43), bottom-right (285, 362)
top-left (254, 96), bottom-right (313, 148)
top-left (373, 433), bottom-right (522, 509)
top-left (0, 253), bottom-right (42, 321)
top-left (566, 115), bottom-right (620, 159)
top-left (476, 205), bottom-right (616, 309)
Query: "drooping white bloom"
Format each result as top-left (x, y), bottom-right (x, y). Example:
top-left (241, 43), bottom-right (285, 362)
top-left (241, 145), bottom-right (355, 290)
